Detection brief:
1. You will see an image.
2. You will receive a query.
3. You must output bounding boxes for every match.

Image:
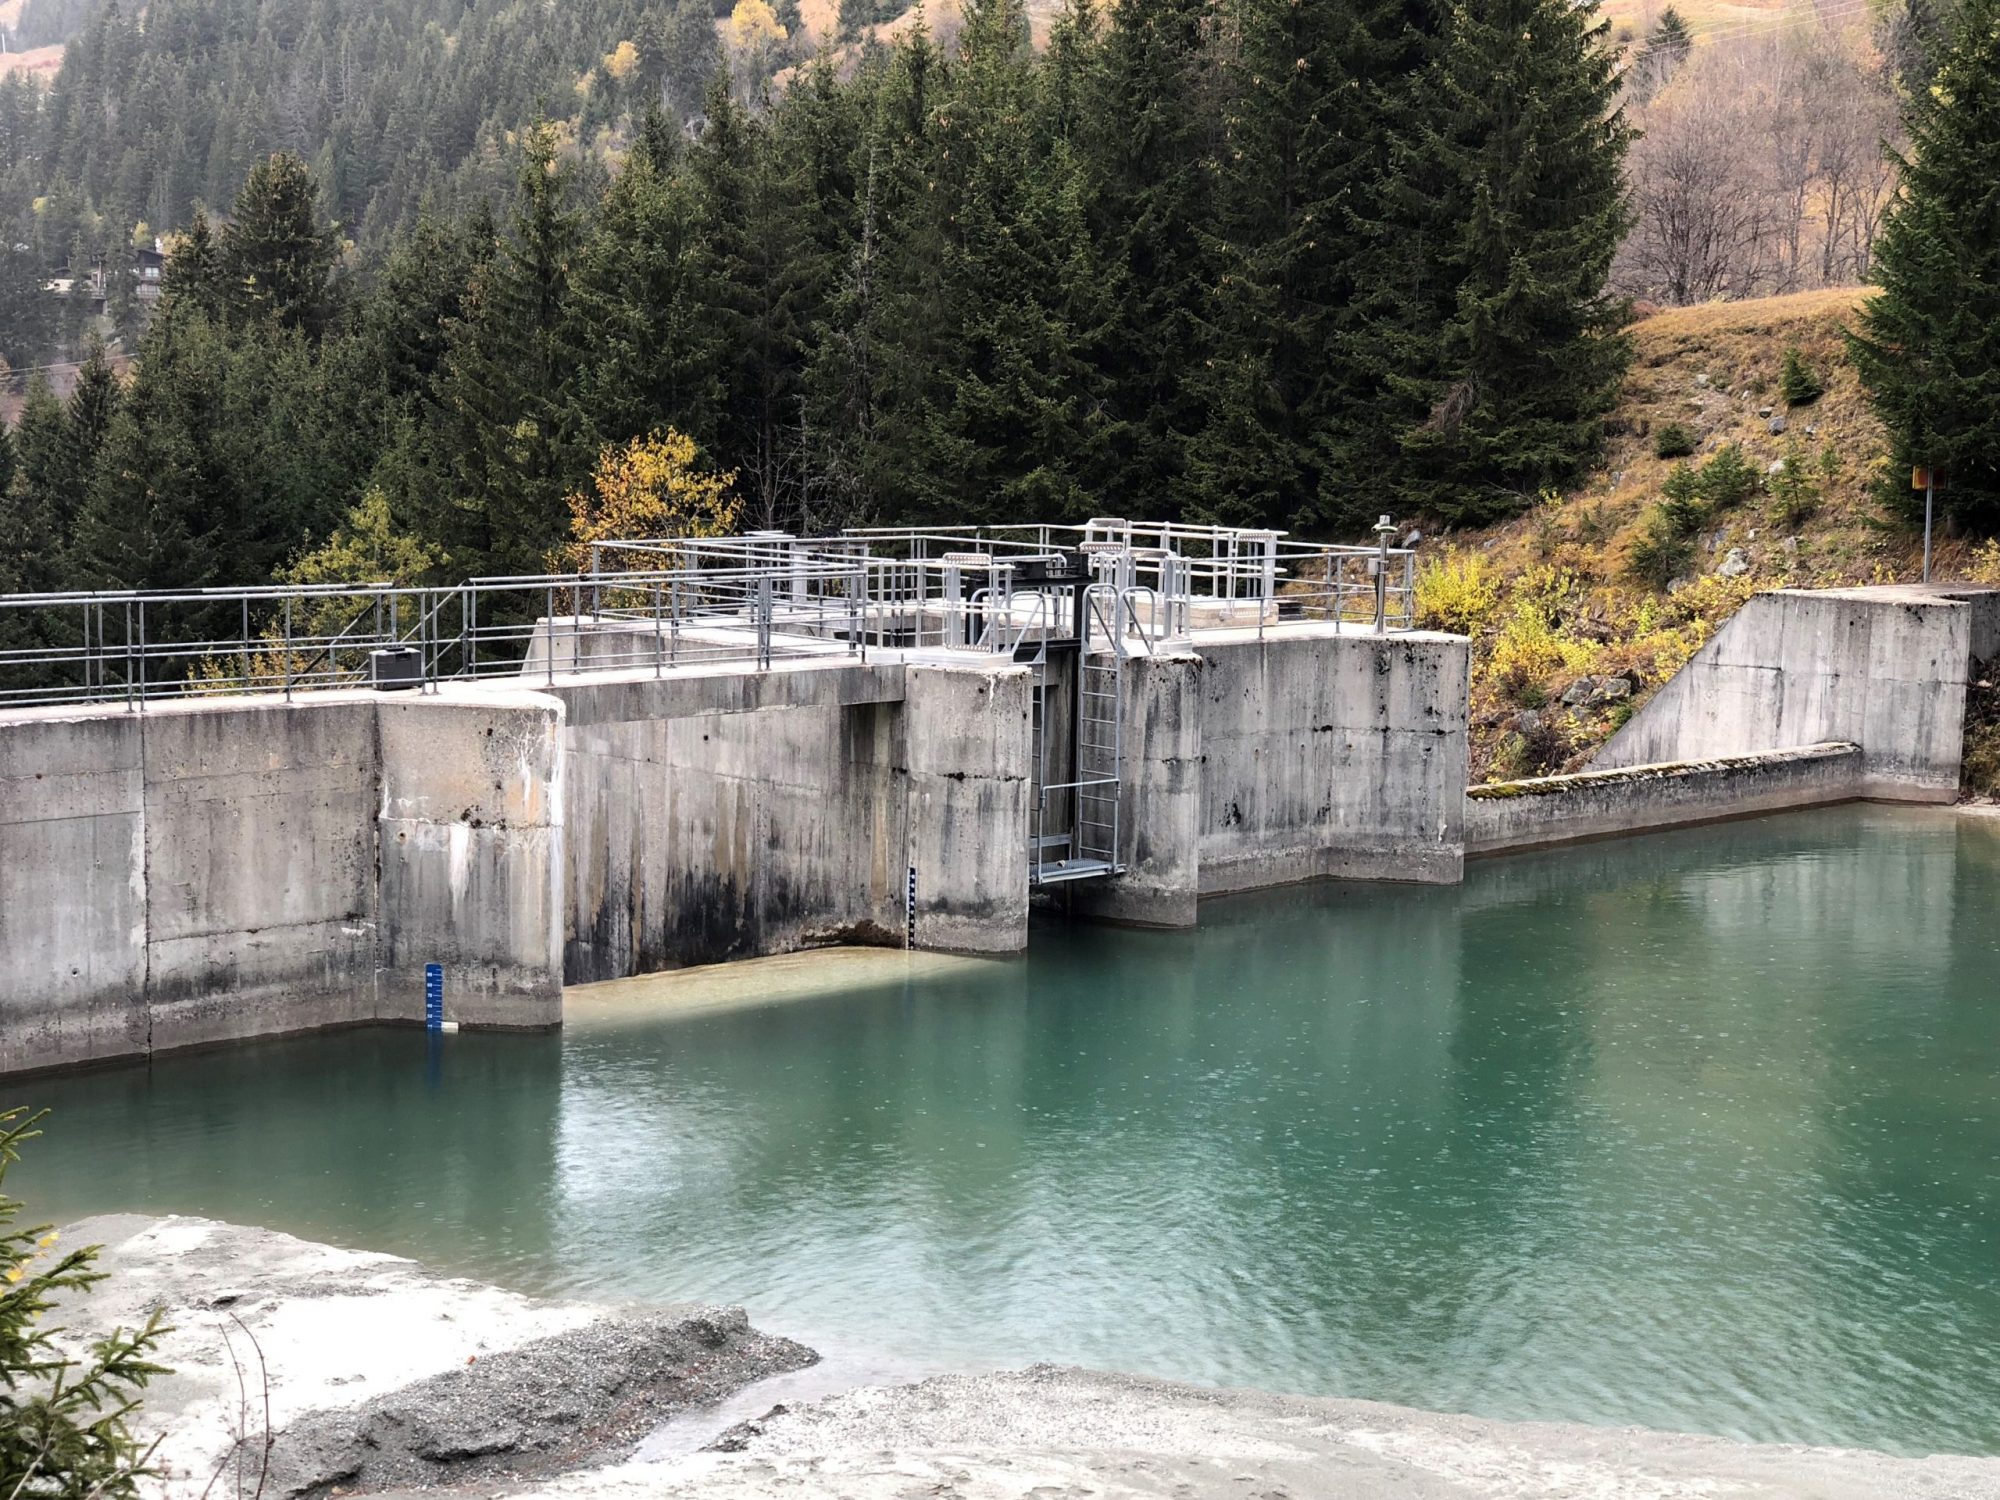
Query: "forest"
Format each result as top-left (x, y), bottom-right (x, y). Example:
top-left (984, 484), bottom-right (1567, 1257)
top-left (0, 0), bottom-right (1634, 598)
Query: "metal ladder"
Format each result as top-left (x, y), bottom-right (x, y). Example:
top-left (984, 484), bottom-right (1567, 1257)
top-left (1031, 581), bottom-right (1125, 885)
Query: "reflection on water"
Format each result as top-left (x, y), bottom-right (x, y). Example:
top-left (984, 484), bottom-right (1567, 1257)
top-left (18, 806), bottom-right (2000, 1456)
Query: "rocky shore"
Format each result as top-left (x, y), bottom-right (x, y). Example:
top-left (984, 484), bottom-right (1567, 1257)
top-left (56, 1216), bottom-right (2000, 1500)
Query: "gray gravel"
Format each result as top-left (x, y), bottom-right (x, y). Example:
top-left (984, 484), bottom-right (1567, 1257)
top-left (257, 1306), bottom-right (815, 1497)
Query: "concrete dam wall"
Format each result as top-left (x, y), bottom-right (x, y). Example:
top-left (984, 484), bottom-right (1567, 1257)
top-left (0, 690), bottom-right (563, 1077)
top-left (0, 623), bottom-right (1471, 1076)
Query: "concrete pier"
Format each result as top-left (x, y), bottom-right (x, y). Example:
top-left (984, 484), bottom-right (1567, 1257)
top-left (0, 689), bottom-right (564, 1076)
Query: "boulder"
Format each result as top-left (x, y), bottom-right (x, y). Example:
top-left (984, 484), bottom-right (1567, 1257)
top-left (1768, 414), bottom-right (1788, 435)
top-left (1587, 677), bottom-right (1633, 705)
top-left (1560, 678), bottom-right (1597, 707)
top-left (1717, 547), bottom-right (1752, 579)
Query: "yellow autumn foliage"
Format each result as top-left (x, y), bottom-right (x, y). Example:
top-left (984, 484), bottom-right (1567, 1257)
top-left (602, 39), bottom-right (640, 80)
top-left (553, 431), bottom-right (741, 576)
top-left (727, 0), bottom-right (787, 50)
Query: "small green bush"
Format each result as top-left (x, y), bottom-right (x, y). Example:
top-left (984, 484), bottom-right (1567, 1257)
top-left (1658, 462), bottom-right (1711, 536)
top-left (1779, 346), bottom-right (1825, 405)
top-left (1626, 508), bottom-right (1696, 589)
top-left (1696, 443), bottom-right (1760, 508)
top-left (1653, 421), bottom-right (1696, 459)
top-left (1768, 440), bottom-right (1822, 529)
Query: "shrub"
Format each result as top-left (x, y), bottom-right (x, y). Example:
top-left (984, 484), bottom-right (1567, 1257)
top-left (1769, 440), bottom-right (1822, 529)
top-left (1, 1109), bottom-right (170, 1500)
top-left (1658, 462), bottom-right (1710, 536)
top-left (1626, 508), bottom-right (1696, 589)
top-left (1695, 443), bottom-right (1760, 508)
top-left (1653, 421), bottom-right (1696, 458)
top-left (1414, 549), bottom-right (1501, 636)
top-left (1779, 346), bottom-right (1825, 405)
top-left (1490, 595), bottom-right (1594, 701)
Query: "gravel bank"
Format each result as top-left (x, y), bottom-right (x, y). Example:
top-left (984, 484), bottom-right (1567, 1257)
top-left (52, 1215), bottom-right (812, 1498)
top-left (51, 1216), bottom-right (2000, 1500)
top-left (540, 1365), bottom-right (2000, 1500)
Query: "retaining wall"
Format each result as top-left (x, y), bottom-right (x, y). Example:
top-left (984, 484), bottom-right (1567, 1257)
top-left (1594, 586), bottom-right (1996, 799)
top-left (0, 690), bottom-right (565, 1076)
top-left (1197, 627), bottom-right (1470, 890)
top-left (1465, 742), bottom-right (1864, 856)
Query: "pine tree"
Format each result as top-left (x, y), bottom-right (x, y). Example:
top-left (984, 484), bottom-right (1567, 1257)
top-left (430, 121), bottom-right (585, 576)
top-left (222, 152), bottom-right (338, 338)
top-left (164, 205), bottom-right (227, 317)
top-left (1642, 7), bottom-right (1691, 68)
top-left (1077, 0), bottom-right (1215, 521)
top-left (1851, 0), bottom-right (2000, 529)
top-left (1370, 0), bottom-right (1632, 525)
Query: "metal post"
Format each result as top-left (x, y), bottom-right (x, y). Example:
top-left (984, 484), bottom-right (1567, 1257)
top-left (546, 586), bottom-right (556, 686)
top-left (1373, 515), bottom-right (1396, 635)
top-left (591, 547), bottom-right (603, 620)
top-left (283, 596), bottom-right (293, 700)
top-left (1924, 477), bottom-right (1935, 583)
top-left (756, 576), bottom-right (773, 669)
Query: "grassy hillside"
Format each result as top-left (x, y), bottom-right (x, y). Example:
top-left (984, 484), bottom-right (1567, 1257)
top-left (1413, 287), bottom-right (2000, 792)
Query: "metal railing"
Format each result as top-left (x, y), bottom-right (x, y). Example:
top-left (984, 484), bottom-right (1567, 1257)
top-left (0, 517), bottom-right (1418, 710)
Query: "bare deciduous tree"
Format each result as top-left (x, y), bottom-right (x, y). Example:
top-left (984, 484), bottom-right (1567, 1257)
top-left (1615, 21), bottom-right (1900, 305)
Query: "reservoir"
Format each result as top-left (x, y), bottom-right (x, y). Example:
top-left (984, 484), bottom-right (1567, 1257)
top-left (16, 805), bottom-right (2000, 1458)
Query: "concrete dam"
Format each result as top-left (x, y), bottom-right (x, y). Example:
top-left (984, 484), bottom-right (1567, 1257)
top-left (0, 521), bottom-right (1991, 1077)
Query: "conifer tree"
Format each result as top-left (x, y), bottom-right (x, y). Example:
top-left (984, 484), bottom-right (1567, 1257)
top-left (70, 301), bottom-right (234, 592)
top-left (4, 380), bottom-right (73, 597)
top-left (431, 122), bottom-right (585, 575)
top-left (1370, 0), bottom-right (1631, 524)
top-left (1851, 0), bottom-right (2000, 528)
top-left (164, 206), bottom-right (227, 317)
top-left (568, 135), bottom-right (727, 456)
top-left (1078, 0), bottom-right (1215, 520)
top-left (857, 0), bottom-right (1107, 525)
top-left (1641, 7), bottom-right (1691, 70)
top-left (1182, 0), bottom-right (1435, 532)
top-left (222, 152), bottom-right (338, 338)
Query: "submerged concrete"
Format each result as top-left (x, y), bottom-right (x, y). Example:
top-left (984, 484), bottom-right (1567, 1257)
top-left (1466, 741), bottom-right (1864, 855)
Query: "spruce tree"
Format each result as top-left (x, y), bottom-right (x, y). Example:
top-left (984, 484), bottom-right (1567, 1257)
top-left (1641, 7), bottom-right (1691, 69)
top-left (431, 122), bottom-right (585, 576)
top-left (70, 300), bottom-right (235, 592)
top-left (164, 206), bottom-right (227, 318)
top-left (1371, 0), bottom-right (1632, 524)
top-left (1181, 0), bottom-right (1435, 532)
top-left (856, 0), bottom-right (1107, 525)
top-left (1078, 0), bottom-right (1216, 521)
top-left (5, 380), bottom-right (74, 596)
top-left (567, 136), bottom-right (727, 456)
top-left (222, 152), bottom-right (338, 338)
top-left (1851, 0), bottom-right (2000, 529)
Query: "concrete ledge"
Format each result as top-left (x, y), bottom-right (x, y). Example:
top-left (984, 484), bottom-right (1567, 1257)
top-left (1465, 742), bottom-right (1863, 856)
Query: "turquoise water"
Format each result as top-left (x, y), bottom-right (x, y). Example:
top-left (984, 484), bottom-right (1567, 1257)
top-left (15, 805), bottom-right (2000, 1456)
